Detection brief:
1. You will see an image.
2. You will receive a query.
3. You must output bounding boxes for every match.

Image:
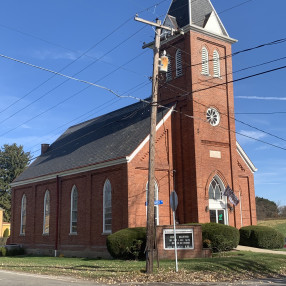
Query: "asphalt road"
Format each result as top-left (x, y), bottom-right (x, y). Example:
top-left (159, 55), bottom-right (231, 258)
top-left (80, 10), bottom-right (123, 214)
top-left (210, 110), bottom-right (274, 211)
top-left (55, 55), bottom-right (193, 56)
top-left (0, 270), bottom-right (285, 286)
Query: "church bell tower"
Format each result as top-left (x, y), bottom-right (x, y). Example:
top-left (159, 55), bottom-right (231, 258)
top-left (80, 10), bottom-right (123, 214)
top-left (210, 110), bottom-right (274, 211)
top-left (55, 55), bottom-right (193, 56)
top-left (158, 0), bottom-right (254, 227)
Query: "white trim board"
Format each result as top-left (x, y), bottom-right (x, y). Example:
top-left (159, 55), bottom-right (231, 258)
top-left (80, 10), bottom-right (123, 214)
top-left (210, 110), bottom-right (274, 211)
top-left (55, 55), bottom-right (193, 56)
top-left (236, 141), bottom-right (257, 173)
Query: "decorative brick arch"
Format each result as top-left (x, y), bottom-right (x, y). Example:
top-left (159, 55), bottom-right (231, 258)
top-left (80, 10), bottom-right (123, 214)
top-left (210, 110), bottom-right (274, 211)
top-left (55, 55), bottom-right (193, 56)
top-left (204, 170), bottom-right (228, 198)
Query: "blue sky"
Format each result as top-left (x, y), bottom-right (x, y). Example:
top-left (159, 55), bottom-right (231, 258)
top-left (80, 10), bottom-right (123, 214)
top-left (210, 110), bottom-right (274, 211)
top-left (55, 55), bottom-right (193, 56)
top-left (0, 0), bottom-right (285, 206)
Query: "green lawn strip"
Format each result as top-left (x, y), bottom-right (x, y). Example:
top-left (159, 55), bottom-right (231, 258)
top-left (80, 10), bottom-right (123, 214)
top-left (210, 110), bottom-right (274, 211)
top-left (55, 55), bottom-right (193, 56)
top-left (258, 219), bottom-right (286, 236)
top-left (0, 252), bottom-right (285, 283)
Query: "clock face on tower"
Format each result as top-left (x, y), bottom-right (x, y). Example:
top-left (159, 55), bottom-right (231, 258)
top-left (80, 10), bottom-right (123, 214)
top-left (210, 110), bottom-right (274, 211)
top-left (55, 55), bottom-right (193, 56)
top-left (206, 107), bottom-right (220, 126)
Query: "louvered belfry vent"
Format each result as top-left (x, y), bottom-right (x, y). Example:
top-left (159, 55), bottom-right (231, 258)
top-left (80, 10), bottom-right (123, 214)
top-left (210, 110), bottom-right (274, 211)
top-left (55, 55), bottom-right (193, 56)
top-left (213, 50), bottom-right (220, 77)
top-left (201, 47), bottom-right (209, 75)
top-left (176, 49), bottom-right (183, 77)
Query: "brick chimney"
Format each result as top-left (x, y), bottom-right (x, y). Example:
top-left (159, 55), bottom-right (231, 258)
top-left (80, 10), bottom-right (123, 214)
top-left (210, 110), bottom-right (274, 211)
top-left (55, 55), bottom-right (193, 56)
top-left (41, 144), bottom-right (50, 155)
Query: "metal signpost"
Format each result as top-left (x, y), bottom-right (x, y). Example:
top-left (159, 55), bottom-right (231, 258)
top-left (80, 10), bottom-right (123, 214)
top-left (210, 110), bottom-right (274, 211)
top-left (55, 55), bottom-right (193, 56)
top-left (170, 190), bottom-right (178, 272)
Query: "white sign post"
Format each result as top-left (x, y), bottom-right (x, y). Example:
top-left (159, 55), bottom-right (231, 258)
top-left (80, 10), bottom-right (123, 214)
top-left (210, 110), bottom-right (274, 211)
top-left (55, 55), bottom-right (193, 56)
top-left (170, 191), bottom-right (178, 272)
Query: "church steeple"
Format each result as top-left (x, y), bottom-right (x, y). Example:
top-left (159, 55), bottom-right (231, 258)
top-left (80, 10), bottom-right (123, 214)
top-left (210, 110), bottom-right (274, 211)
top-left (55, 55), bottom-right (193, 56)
top-left (164, 0), bottom-right (232, 39)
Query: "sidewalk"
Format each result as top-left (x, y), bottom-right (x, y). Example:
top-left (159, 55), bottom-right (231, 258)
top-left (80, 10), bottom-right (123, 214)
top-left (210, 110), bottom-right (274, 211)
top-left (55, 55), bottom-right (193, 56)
top-left (236, 245), bottom-right (286, 255)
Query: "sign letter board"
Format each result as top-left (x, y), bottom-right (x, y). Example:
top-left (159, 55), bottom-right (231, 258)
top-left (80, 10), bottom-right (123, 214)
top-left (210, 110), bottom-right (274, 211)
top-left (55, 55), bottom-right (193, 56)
top-left (163, 229), bottom-right (194, 250)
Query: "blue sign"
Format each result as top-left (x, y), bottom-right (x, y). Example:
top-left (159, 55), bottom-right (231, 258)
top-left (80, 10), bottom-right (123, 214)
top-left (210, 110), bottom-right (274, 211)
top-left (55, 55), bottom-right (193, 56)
top-left (145, 200), bottom-right (163, 206)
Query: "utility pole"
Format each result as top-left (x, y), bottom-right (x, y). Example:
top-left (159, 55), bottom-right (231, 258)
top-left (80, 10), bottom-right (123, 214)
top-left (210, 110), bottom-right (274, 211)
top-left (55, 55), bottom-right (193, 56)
top-left (134, 16), bottom-right (182, 274)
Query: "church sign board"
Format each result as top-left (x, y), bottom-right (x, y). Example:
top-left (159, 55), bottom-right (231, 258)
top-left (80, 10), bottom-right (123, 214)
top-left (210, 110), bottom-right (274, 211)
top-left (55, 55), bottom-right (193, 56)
top-left (163, 229), bottom-right (193, 250)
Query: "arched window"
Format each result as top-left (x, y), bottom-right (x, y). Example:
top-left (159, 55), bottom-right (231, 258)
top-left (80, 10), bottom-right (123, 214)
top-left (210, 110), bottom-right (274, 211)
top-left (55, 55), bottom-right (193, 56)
top-left (70, 186), bottom-right (78, 234)
top-left (20, 194), bottom-right (26, 235)
top-left (208, 176), bottom-right (228, 225)
top-left (43, 190), bottom-right (50, 235)
top-left (176, 49), bottom-right (183, 77)
top-left (213, 50), bottom-right (220, 77)
top-left (201, 47), bottom-right (209, 75)
top-left (146, 181), bottom-right (159, 226)
top-left (209, 177), bottom-right (223, 200)
top-left (103, 179), bottom-right (112, 233)
top-left (166, 55), bottom-right (172, 82)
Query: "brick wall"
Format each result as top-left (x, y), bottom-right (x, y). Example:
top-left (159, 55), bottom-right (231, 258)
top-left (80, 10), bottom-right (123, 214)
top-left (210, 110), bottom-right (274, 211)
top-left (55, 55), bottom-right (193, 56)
top-left (11, 164), bottom-right (127, 257)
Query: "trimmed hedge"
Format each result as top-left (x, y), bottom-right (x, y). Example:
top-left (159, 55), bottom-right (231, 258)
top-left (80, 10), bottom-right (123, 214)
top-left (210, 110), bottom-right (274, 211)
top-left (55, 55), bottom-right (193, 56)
top-left (202, 223), bottom-right (239, 252)
top-left (106, 227), bottom-right (146, 260)
top-left (240, 226), bottom-right (284, 249)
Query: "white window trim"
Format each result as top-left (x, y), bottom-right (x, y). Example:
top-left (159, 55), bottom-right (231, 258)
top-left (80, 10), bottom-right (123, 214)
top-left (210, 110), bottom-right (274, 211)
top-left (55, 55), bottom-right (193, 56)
top-left (201, 47), bottom-right (210, 76)
top-left (103, 179), bottom-right (112, 234)
top-left (43, 190), bottom-right (50, 235)
top-left (208, 175), bottom-right (229, 225)
top-left (146, 181), bottom-right (159, 226)
top-left (70, 185), bottom-right (78, 235)
top-left (20, 194), bottom-right (26, 235)
top-left (209, 209), bottom-right (226, 224)
top-left (213, 50), bottom-right (221, 78)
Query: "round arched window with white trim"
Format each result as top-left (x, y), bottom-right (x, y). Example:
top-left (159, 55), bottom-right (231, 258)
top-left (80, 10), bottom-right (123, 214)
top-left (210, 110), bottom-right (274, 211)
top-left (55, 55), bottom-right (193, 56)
top-left (206, 107), bottom-right (220, 126)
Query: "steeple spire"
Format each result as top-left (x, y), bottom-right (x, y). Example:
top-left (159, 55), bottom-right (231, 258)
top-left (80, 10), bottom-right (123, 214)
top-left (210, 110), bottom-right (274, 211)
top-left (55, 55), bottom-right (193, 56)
top-left (164, 0), bottom-right (230, 38)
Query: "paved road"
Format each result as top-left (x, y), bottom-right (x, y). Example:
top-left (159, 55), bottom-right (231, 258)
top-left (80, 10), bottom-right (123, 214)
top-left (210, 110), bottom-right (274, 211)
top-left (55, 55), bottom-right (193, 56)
top-left (0, 270), bottom-right (285, 286)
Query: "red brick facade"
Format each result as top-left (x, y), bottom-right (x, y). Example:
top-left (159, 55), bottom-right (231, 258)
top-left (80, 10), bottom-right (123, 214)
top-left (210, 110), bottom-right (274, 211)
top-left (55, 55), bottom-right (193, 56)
top-left (10, 26), bottom-right (256, 257)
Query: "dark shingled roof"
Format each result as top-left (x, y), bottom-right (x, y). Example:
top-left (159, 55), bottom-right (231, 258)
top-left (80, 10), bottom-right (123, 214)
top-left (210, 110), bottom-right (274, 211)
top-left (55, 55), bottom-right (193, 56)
top-left (167, 0), bottom-right (228, 36)
top-left (14, 100), bottom-right (171, 183)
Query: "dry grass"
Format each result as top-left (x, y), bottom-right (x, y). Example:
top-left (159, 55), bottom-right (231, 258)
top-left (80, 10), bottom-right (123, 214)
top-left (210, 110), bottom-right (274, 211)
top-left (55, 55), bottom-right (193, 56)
top-left (0, 251), bottom-right (285, 284)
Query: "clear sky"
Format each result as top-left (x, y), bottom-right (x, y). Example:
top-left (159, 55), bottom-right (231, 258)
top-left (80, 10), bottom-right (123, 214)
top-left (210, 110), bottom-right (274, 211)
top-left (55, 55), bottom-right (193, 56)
top-left (0, 0), bottom-right (285, 206)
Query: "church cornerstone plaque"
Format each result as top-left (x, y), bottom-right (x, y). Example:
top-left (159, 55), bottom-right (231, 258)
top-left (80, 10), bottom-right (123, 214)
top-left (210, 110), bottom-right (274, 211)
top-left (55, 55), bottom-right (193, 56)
top-left (156, 225), bottom-right (211, 260)
top-left (164, 229), bottom-right (193, 250)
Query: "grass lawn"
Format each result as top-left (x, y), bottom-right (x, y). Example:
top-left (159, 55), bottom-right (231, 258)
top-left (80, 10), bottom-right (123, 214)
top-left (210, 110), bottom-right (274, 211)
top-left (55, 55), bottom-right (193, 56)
top-left (257, 219), bottom-right (286, 237)
top-left (0, 252), bottom-right (285, 283)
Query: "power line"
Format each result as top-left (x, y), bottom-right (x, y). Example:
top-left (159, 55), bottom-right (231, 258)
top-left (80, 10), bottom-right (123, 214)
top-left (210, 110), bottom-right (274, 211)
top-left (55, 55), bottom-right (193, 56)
top-left (0, 48), bottom-right (148, 126)
top-left (163, 37), bottom-right (286, 72)
top-left (27, 92), bottom-right (286, 165)
top-left (27, 102), bottom-right (152, 163)
top-left (28, 80), bottom-right (151, 155)
top-left (161, 81), bottom-right (286, 144)
top-left (192, 64), bottom-right (286, 94)
top-left (1, 31), bottom-right (286, 152)
top-left (2, 42), bottom-right (286, 143)
top-left (236, 111), bottom-right (286, 115)
top-left (218, 0), bottom-right (254, 15)
top-left (0, 17), bottom-right (134, 115)
top-left (0, 25), bottom-right (148, 126)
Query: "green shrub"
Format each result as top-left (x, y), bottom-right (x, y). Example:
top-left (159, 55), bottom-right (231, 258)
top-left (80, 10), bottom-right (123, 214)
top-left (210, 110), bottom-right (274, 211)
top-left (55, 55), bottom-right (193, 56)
top-left (0, 247), bottom-right (6, 257)
top-left (3, 228), bottom-right (9, 237)
top-left (106, 227), bottom-right (146, 260)
top-left (202, 223), bottom-right (239, 252)
top-left (240, 226), bottom-right (284, 249)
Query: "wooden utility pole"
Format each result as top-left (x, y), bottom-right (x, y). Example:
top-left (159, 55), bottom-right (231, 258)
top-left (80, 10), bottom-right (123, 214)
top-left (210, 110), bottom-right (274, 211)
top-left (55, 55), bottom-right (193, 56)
top-left (146, 18), bottom-right (160, 275)
top-left (134, 16), bottom-right (182, 274)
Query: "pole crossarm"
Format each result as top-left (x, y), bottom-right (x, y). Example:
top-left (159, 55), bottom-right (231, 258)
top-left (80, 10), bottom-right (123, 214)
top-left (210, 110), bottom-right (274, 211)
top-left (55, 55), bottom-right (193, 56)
top-left (134, 16), bottom-right (176, 32)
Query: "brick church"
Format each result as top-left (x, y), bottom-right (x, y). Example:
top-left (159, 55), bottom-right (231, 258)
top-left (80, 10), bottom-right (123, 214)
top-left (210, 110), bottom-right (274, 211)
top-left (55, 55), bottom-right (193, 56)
top-left (10, 0), bottom-right (257, 257)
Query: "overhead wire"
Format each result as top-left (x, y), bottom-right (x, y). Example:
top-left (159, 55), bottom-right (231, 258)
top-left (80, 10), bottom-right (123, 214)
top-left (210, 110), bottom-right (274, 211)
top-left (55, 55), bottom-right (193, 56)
top-left (0, 0), bottom-right (170, 116)
top-left (28, 79), bottom-right (151, 155)
top-left (2, 35), bottom-right (286, 146)
top-left (162, 81), bottom-right (286, 144)
top-left (0, 47), bottom-right (148, 126)
top-left (2, 0), bottom-right (284, 154)
top-left (0, 17), bottom-right (134, 115)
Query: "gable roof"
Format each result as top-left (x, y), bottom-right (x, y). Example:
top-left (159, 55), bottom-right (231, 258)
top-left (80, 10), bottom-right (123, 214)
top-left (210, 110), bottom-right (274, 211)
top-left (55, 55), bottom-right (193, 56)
top-left (13, 100), bottom-right (171, 185)
top-left (164, 0), bottom-right (230, 38)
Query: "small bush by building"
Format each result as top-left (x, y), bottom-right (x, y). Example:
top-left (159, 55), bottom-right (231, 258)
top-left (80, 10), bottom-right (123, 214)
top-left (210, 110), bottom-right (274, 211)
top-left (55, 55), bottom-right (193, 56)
top-left (240, 225), bottom-right (284, 249)
top-left (202, 223), bottom-right (239, 252)
top-left (106, 227), bottom-right (146, 260)
top-left (3, 228), bottom-right (9, 237)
